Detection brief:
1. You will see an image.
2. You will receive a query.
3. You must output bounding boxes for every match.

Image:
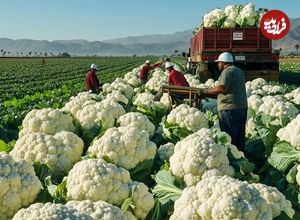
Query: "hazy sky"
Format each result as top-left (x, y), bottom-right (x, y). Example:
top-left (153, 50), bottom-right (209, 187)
top-left (1, 0), bottom-right (298, 41)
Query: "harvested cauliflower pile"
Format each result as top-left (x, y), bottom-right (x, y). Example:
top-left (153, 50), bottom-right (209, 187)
top-left (166, 104), bottom-right (208, 132)
top-left (19, 108), bottom-right (75, 137)
top-left (118, 112), bottom-right (155, 137)
top-left (62, 91), bottom-right (102, 116)
top-left (170, 175), bottom-right (294, 220)
top-left (170, 128), bottom-right (234, 186)
top-left (66, 200), bottom-right (136, 220)
top-left (66, 158), bottom-right (154, 219)
top-left (12, 202), bottom-right (92, 220)
top-left (10, 131), bottom-right (83, 175)
top-left (88, 126), bottom-right (156, 170)
top-left (0, 153), bottom-right (43, 220)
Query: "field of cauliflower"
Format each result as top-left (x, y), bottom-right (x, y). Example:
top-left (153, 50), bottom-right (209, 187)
top-left (1, 57), bottom-right (300, 220)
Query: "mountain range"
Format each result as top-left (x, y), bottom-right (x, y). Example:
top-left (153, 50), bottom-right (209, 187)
top-left (0, 18), bottom-right (299, 56)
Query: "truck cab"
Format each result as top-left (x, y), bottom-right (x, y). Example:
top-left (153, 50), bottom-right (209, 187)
top-left (189, 27), bottom-right (279, 82)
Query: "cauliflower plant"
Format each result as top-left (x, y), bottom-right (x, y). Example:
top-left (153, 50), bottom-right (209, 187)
top-left (258, 96), bottom-right (298, 119)
top-left (88, 126), bottom-right (156, 170)
top-left (66, 159), bottom-right (154, 218)
top-left (224, 5), bottom-right (239, 20)
top-left (236, 3), bottom-right (258, 27)
top-left (103, 78), bottom-right (134, 99)
top-left (246, 78), bottom-right (268, 96)
top-left (247, 94), bottom-right (263, 111)
top-left (170, 128), bottom-right (234, 186)
top-left (133, 92), bottom-right (155, 106)
top-left (184, 74), bottom-right (201, 87)
top-left (285, 88), bottom-right (300, 105)
top-left (166, 104), bottom-right (208, 132)
top-left (171, 175), bottom-right (294, 220)
top-left (10, 131), bottom-right (83, 175)
top-left (262, 85), bottom-right (285, 95)
top-left (145, 70), bottom-right (168, 92)
top-left (0, 153), bottom-right (43, 220)
top-left (105, 91), bottom-right (129, 105)
top-left (203, 8), bottom-right (226, 28)
top-left (66, 200), bottom-right (136, 220)
top-left (12, 203), bottom-right (92, 220)
top-left (160, 93), bottom-right (172, 107)
top-left (277, 115), bottom-right (300, 149)
top-left (76, 99), bottom-right (125, 131)
top-left (19, 108), bottom-right (75, 137)
top-left (62, 92), bottom-right (102, 116)
top-left (118, 112), bottom-right (155, 137)
top-left (123, 71), bottom-right (142, 88)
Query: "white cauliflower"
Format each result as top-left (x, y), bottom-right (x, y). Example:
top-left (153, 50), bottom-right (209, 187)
top-left (223, 17), bottom-right (236, 28)
top-left (166, 104), bottom-right (208, 132)
top-left (129, 181), bottom-right (155, 219)
top-left (277, 115), bottom-right (300, 149)
top-left (285, 88), bottom-right (300, 105)
top-left (133, 92), bottom-right (155, 106)
top-left (10, 131), bottom-right (83, 175)
top-left (224, 5), bottom-right (239, 20)
top-left (246, 117), bottom-right (259, 138)
top-left (105, 91), bottom-right (129, 105)
top-left (258, 96), bottom-right (298, 119)
top-left (204, 78), bottom-right (219, 88)
top-left (246, 78), bottom-right (268, 96)
top-left (19, 108), bottom-right (75, 137)
top-left (247, 94), bottom-right (263, 111)
top-left (66, 159), bottom-right (154, 218)
top-left (169, 128), bottom-right (235, 186)
top-left (118, 112), bottom-right (155, 137)
top-left (0, 153), bottom-right (43, 220)
top-left (88, 126), bottom-right (156, 170)
top-left (76, 99), bottom-right (125, 131)
top-left (66, 158), bottom-right (131, 205)
top-left (184, 74), bottom-right (202, 87)
top-left (12, 203), bottom-right (92, 220)
top-left (252, 183), bottom-right (294, 218)
top-left (237, 3), bottom-right (258, 27)
top-left (123, 71), bottom-right (142, 88)
top-left (171, 175), bottom-right (294, 220)
top-left (160, 93), bottom-right (172, 107)
top-left (156, 142), bottom-right (175, 161)
top-left (62, 92), bottom-right (102, 116)
top-left (262, 85), bottom-right (285, 95)
top-left (66, 200), bottom-right (136, 220)
top-left (145, 70), bottom-right (168, 92)
top-left (103, 78), bottom-right (134, 99)
top-left (203, 8), bottom-right (226, 28)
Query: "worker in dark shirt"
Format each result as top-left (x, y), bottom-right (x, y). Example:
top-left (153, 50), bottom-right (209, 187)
top-left (154, 62), bottom-right (190, 101)
top-left (140, 59), bottom-right (165, 83)
top-left (85, 64), bottom-right (102, 93)
top-left (199, 52), bottom-right (248, 151)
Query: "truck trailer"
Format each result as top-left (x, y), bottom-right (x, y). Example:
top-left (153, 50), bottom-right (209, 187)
top-left (189, 27), bottom-right (279, 82)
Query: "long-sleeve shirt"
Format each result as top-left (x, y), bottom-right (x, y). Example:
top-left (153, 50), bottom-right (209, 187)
top-left (168, 69), bottom-right (190, 87)
top-left (139, 62), bottom-right (162, 80)
top-left (85, 70), bottom-right (100, 93)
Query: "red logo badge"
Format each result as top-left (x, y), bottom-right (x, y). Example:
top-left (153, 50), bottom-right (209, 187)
top-left (260, 10), bottom-right (290, 40)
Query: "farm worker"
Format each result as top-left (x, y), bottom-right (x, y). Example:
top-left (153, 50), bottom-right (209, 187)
top-left (139, 59), bottom-right (165, 83)
top-left (199, 52), bottom-right (248, 151)
top-left (154, 62), bottom-right (190, 101)
top-left (85, 64), bottom-right (102, 94)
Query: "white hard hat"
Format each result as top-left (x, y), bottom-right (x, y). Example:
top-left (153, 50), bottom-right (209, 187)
top-left (215, 52), bottom-right (234, 63)
top-left (90, 64), bottom-right (99, 70)
top-left (165, 62), bottom-right (174, 68)
top-left (145, 60), bottom-right (150, 64)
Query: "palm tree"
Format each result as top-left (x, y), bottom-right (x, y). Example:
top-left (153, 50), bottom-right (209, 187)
top-left (295, 44), bottom-right (299, 55)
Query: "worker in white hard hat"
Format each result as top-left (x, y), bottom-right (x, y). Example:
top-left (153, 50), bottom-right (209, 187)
top-left (199, 52), bottom-right (248, 151)
top-left (139, 59), bottom-right (165, 83)
top-left (85, 63), bottom-right (102, 93)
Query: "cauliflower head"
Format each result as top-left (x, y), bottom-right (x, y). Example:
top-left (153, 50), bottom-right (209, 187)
top-left (0, 153), bottom-right (43, 220)
top-left (66, 158), bottom-right (131, 206)
top-left (166, 104), bottom-right (209, 132)
top-left (19, 108), bottom-right (75, 137)
top-left (88, 126), bottom-right (156, 170)
top-left (118, 112), bottom-right (155, 137)
top-left (12, 202), bottom-right (92, 220)
top-left (169, 128), bottom-right (234, 186)
top-left (66, 200), bottom-right (136, 220)
top-left (105, 91), bottom-right (129, 105)
top-left (10, 131), bottom-right (83, 175)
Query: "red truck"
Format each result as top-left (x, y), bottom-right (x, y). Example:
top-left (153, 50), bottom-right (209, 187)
top-left (189, 27), bottom-right (279, 82)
